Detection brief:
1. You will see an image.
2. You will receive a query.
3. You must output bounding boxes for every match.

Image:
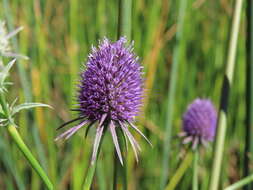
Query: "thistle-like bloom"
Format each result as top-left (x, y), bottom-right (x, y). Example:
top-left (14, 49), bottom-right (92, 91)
top-left (56, 37), bottom-right (151, 164)
top-left (180, 98), bottom-right (217, 149)
top-left (0, 20), bottom-right (28, 60)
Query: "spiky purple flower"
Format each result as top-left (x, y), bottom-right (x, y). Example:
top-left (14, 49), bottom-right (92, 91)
top-left (180, 98), bottom-right (217, 149)
top-left (56, 37), bottom-right (151, 164)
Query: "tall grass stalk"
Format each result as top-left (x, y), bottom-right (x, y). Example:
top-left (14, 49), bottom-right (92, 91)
top-left (2, 0), bottom-right (32, 102)
top-left (160, 0), bottom-right (188, 188)
top-left (209, 0), bottom-right (243, 189)
top-left (117, 0), bottom-right (132, 40)
top-left (244, 0), bottom-right (253, 189)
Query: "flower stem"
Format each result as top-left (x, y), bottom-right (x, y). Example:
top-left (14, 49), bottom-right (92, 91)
top-left (113, 129), bottom-right (127, 190)
top-left (83, 127), bottom-right (106, 190)
top-left (193, 150), bottom-right (198, 190)
top-left (165, 151), bottom-right (193, 190)
top-left (83, 160), bottom-right (97, 190)
top-left (7, 124), bottom-right (53, 190)
top-left (225, 174), bottom-right (253, 190)
top-left (113, 148), bottom-right (119, 190)
top-left (208, 0), bottom-right (243, 189)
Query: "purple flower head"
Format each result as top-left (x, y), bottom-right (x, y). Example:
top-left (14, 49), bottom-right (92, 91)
top-left (78, 37), bottom-right (143, 121)
top-left (180, 98), bottom-right (217, 149)
top-left (56, 37), bottom-right (151, 164)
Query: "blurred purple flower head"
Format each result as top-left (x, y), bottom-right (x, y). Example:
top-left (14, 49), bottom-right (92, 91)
top-left (56, 37), bottom-right (151, 164)
top-left (180, 98), bottom-right (217, 149)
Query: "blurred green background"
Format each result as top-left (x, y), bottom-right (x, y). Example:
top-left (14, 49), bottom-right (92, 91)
top-left (0, 0), bottom-right (246, 189)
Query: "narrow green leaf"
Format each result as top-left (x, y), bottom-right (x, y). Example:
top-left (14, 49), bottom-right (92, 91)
top-left (11, 102), bottom-right (52, 116)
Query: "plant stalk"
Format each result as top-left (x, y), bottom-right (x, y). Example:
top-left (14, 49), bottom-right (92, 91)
top-left (165, 151), bottom-right (193, 190)
top-left (113, 129), bottom-right (127, 190)
top-left (83, 127), bottom-right (106, 190)
top-left (7, 124), bottom-right (53, 190)
top-left (193, 150), bottom-right (198, 190)
top-left (209, 0), bottom-right (243, 189)
top-left (83, 160), bottom-right (97, 190)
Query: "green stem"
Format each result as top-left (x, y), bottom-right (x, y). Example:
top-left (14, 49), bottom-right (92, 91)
top-left (160, 0), bottom-right (188, 189)
top-left (113, 149), bottom-right (119, 190)
top-left (165, 151), bottom-right (193, 190)
top-left (225, 174), bottom-right (253, 190)
top-left (113, 129), bottom-right (127, 190)
top-left (7, 124), bottom-right (53, 190)
top-left (193, 150), bottom-right (198, 190)
top-left (209, 0), bottom-right (243, 189)
top-left (118, 0), bottom-right (132, 39)
top-left (83, 129), bottom-right (105, 190)
top-left (83, 161), bottom-right (97, 190)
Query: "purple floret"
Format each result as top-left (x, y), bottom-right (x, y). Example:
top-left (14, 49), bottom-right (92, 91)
top-left (181, 98), bottom-right (217, 149)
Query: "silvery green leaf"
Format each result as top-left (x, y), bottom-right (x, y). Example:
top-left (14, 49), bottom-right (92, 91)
top-left (11, 102), bottom-right (52, 116)
top-left (0, 59), bottom-right (15, 85)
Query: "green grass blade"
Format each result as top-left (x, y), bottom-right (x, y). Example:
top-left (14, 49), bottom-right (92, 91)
top-left (2, 0), bottom-right (32, 102)
top-left (209, 0), bottom-right (243, 189)
top-left (117, 0), bottom-right (132, 39)
top-left (160, 0), bottom-right (188, 188)
top-left (244, 0), bottom-right (253, 189)
top-left (225, 174), bottom-right (253, 190)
